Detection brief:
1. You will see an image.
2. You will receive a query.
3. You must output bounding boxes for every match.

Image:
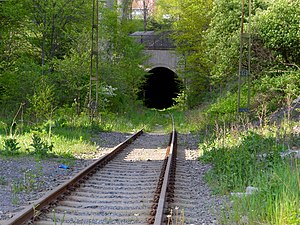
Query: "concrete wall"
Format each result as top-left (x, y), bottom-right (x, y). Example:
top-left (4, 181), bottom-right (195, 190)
top-left (144, 50), bottom-right (179, 72)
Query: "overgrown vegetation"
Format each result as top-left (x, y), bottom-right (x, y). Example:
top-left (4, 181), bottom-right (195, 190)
top-left (2, 138), bottom-right (20, 156)
top-left (156, 0), bottom-right (300, 110)
top-left (199, 119), bottom-right (300, 224)
top-left (10, 161), bottom-right (45, 204)
top-left (30, 134), bottom-right (54, 158)
top-left (1, 0), bottom-right (300, 223)
top-left (0, 0), bottom-right (146, 117)
top-left (0, 109), bottom-right (193, 160)
top-left (155, 1), bottom-right (300, 224)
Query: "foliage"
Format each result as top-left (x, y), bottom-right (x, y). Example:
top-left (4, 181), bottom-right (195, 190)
top-left (201, 68), bottom-right (300, 125)
top-left (158, 0), bottom-right (299, 110)
top-left (171, 91), bottom-right (187, 111)
top-left (26, 0), bottom-right (91, 63)
top-left (146, 17), bottom-right (173, 31)
top-left (1, 138), bottom-right (20, 156)
top-left (27, 79), bottom-right (56, 123)
top-left (30, 134), bottom-right (53, 158)
top-left (0, 57), bottom-right (41, 114)
top-left (204, 0), bottom-right (269, 87)
top-left (204, 0), bottom-right (241, 88)
top-left (201, 129), bottom-right (285, 192)
top-left (254, 0), bottom-right (300, 64)
top-left (97, 6), bottom-right (147, 112)
top-left (52, 32), bottom-right (90, 114)
top-left (0, 0), bottom-right (92, 116)
top-left (201, 119), bottom-right (300, 224)
top-left (254, 71), bottom-right (300, 112)
top-left (155, 0), bottom-right (181, 26)
top-left (172, 0), bottom-right (213, 107)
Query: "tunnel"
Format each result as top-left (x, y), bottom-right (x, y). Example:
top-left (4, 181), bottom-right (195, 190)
top-left (141, 67), bottom-right (182, 109)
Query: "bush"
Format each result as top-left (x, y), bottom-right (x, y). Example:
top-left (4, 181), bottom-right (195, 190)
top-left (27, 79), bottom-right (56, 123)
top-left (255, 0), bottom-right (300, 63)
top-left (200, 130), bottom-right (285, 192)
top-left (1, 138), bottom-right (20, 156)
top-left (30, 134), bottom-right (53, 158)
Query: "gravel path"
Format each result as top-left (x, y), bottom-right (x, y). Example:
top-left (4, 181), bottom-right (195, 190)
top-left (0, 131), bottom-right (227, 224)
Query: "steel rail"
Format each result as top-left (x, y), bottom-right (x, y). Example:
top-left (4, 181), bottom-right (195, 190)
top-left (4, 129), bottom-right (143, 225)
top-left (153, 115), bottom-right (177, 225)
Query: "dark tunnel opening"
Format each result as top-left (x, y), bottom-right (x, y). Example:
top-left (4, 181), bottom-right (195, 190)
top-left (141, 67), bottom-right (182, 109)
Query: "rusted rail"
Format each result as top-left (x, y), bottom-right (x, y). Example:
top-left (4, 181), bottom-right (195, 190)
top-left (4, 129), bottom-right (143, 225)
top-left (149, 115), bottom-right (177, 225)
top-left (4, 118), bottom-right (177, 225)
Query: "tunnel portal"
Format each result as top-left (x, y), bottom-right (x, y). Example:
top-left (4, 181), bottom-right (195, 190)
top-left (142, 67), bottom-right (182, 109)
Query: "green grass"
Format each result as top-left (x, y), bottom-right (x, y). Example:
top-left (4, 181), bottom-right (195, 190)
top-left (200, 120), bottom-right (300, 224)
top-left (0, 107), bottom-right (197, 160)
top-left (2, 102), bottom-right (298, 224)
top-left (223, 160), bottom-right (300, 225)
top-left (96, 109), bottom-right (198, 133)
top-left (192, 70), bottom-right (300, 224)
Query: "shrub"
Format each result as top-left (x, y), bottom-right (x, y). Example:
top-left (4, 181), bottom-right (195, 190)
top-left (27, 79), bottom-right (56, 123)
top-left (1, 138), bottom-right (20, 156)
top-left (30, 134), bottom-right (53, 158)
top-left (200, 130), bottom-right (285, 192)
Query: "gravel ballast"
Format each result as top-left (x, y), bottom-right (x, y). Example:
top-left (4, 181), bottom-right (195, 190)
top-left (0, 131), bottom-right (227, 224)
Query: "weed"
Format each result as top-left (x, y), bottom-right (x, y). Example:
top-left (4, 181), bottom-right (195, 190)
top-left (11, 180), bottom-right (21, 205)
top-left (11, 194), bottom-right (19, 205)
top-left (30, 134), bottom-right (54, 158)
top-left (201, 120), bottom-right (300, 224)
top-left (167, 207), bottom-right (185, 225)
top-left (52, 209), bottom-right (66, 225)
top-left (0, 176), bottom-right (6, 185)
top-left (22, 168), bottom-right (39, 191)
top-left (10, 161), bottom-right (44, 204)
top-left (1, 138), bottom-right (20, 156)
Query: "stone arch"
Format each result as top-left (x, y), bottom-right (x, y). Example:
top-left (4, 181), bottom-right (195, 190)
top-left (144, 50), bottom-right (178, 73)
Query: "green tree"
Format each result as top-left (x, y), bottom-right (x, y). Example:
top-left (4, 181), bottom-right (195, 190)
top-left (205, 0), bottom-right (269, 89)
top-left (0, 0), bottom-right (33, 108)
top-left (156, 0), bottom-right (180, 23)
top-left (98, 7), bottom-right (147, 112)
top-left (52, 33), bottom-right (90, 115)
top-left (255, 0), bottom-right (300, 65)
top-left (170, 0), bottom-right (213, 107)
top-left (0, 0), bottom-right (92, 116)
top-left (26, 0), bottom-right (91, 67)
top-left (205, 0), bottom-right (242, 89)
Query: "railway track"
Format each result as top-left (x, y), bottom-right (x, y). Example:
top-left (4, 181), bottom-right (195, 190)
top-left (4, 121), bottom-right (177, 225)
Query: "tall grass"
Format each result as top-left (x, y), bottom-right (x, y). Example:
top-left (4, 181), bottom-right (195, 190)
top-left (226, 160), bottom-right (300, 225)
top-left (0, 107), bottom-right (197, 159)
top-left (200, 120), bottom-right (300, 224)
